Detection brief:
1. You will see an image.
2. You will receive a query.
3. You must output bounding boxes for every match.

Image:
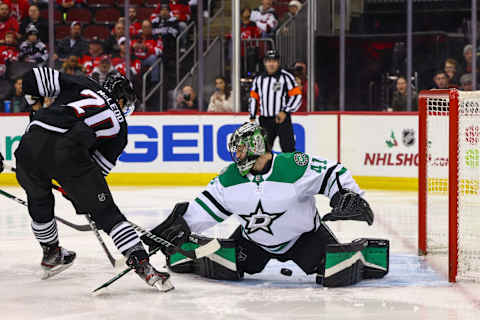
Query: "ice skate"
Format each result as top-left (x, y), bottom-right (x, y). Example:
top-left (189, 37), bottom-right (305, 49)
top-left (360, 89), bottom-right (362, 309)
top-left (127, 251), bottom-right (174, 292)
top-left (40, 244), bottom-right (76, 280)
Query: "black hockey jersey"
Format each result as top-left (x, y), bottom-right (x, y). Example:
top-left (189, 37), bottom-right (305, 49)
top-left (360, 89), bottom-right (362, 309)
top-left (22, 67), bottom-right (128, 176)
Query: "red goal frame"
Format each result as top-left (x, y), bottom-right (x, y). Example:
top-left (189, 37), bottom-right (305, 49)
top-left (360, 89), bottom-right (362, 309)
top-left (418, 89), bottom-right (459, 283)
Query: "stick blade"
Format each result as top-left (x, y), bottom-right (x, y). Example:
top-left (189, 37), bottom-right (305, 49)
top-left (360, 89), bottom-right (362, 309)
top-left (194, 239), bottom-right (221, 258)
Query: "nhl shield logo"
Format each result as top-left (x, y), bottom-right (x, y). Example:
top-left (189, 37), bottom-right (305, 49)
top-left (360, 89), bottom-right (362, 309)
top-left (272, 81), bottom-right (282, 92)
top-left (402, 129), bottom-right (415, 147)
top-left (98, 193), bottom-right (107, 202)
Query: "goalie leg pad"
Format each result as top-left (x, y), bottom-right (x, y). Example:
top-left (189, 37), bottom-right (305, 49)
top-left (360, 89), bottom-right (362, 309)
top-left (167, 234), bottom-right (244, 281)
top-left (322, 238), bottom-right (389, 287)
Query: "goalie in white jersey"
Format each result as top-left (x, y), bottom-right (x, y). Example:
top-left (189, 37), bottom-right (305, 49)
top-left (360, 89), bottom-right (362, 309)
top-left (142, 123), bottom-right (389, 286)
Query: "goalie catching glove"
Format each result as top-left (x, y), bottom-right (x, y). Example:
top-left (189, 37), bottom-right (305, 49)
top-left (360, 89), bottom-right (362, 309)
top-left (323, 172), bottom-right (374, 225)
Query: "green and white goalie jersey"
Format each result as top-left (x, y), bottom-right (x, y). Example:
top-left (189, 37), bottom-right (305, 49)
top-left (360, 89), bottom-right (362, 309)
top-left (183, 152), bottom-right (363, 254)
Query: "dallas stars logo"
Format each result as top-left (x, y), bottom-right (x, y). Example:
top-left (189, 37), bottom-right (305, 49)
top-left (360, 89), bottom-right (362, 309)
top-left (240, 201), bottom-right (285, 235)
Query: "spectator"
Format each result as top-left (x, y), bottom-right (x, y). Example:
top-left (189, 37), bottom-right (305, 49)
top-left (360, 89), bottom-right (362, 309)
top-left (104, 22), bottom-right (124, 56)
top-left (151, 2), bottom-right (179, 61)
top-left (444, 58), bottom-right (459, 87)
top-left (91, 55), bottom-right (118, 85)
top-left (131, 20), bottom-right (163, 82)
top-left (390, 76), bottom-right (417, 111)
top-left (80, 37), bottom-right (104, 75)
top-left (250, 0), bottom-right (278, 37)
top-left (165, 0), bottom-right (190, 51)
top-left (240, 7), bottom-right (262, 76)
top-left (61, 55), bottom-right (84, 76)
top-left (5, 78), bottom-right (27, 112)
top-left (0, 31), bottom-right (19, 77)
top-left (461, 44), bottom-right (479, 75)
top-left (4, 0), bottom-right (30, 21)
top-left (208, 76), bottom-right (232, 112)
top-left (281, 0), bottom-right (302, 23)
top-left (18, 24), bottom-right (48, 65)
top-left (55, 21), bottom-right (88, 62)
top-left (20, 5), bottom-right (48, 43)
top-left (294, 61), bottom-right (318, 112)
top-left (176, 85), bottom-right (198, 109)
top-left (0, 4), bottom-right (19, 42)
top-left (432, 70), bottom-right (449, 89)
top-left (111, 36), bottom-right (141, 76)
top-left (459, 73), bottom-right (473, 91)
top-left (127, 7), bottom-right (142, 37)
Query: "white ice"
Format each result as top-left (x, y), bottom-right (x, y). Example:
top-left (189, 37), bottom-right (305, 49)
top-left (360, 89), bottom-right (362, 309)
top-left (1, 187), bottom-right (479, 320)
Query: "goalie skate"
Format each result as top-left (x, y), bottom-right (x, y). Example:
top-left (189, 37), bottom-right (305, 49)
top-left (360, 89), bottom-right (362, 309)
top-left (40, 245), bottom-right (76, 280)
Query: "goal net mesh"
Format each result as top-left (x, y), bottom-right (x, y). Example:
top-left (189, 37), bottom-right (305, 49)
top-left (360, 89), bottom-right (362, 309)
top-left (424, 90), bottom-right (480, 281)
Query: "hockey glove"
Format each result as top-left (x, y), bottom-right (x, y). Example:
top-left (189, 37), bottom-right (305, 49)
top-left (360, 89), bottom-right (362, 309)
top-left (322, 173), bottom-right (374, 225)
top-left (0, 152), bottom-right (4, 173)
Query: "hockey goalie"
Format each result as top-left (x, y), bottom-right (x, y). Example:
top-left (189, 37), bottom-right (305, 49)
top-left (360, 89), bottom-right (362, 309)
top-left (143, 122), bottom-right (389, 287)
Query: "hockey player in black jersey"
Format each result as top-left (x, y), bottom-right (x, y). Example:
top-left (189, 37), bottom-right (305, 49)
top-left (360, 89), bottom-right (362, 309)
top-left (14, 67), bottom-right (173, 291)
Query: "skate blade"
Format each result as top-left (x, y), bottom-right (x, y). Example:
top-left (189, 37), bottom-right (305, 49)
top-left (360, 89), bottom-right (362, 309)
top-left (41, 262), bottom-right (74, 280)
top-left (154, 279), bottom-right (175, 292)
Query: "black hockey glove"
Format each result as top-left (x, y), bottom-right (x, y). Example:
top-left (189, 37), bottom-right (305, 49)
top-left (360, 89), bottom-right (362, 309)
top-left (322, 173), bottom-right (374, 225)
top-left (0, 152), bottom-right (4, 173)
top-left (142, 202), bottom-right (191, 255)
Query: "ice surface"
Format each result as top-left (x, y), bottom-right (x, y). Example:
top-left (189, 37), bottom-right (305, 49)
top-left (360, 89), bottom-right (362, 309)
top-left (1, 187), bottom-right (479, 320)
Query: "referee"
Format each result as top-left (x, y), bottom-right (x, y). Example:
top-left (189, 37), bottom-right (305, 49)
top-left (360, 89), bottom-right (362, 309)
top-left (249, 50), bottom-right (302, 152)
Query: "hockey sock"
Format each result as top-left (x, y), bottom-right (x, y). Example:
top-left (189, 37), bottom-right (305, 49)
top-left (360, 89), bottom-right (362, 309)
top-left (32, 219), bottom-right (58, 246)
top-left (110, 221), bottom-right (142, 255)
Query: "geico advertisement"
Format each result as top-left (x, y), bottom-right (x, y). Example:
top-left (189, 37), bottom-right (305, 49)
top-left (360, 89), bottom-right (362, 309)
top-left (0, 114), bottom-right (338, 173)
top-left (340, 115), bottom-right (419, 177)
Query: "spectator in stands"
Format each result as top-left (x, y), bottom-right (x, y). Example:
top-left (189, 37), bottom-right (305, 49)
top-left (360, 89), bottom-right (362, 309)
top-left (5, 78), bottom-right (27, 112)
top-left (169, 0), bottom-right (191, 31)
top-left (432, 70), bottom-right (449, 89)
top-left (18, 24), bottom-right (48, 65)
top-left (127, 7), bottom-right (142, 37)
top-left (61, 55), bottom-right (84, 76)
top-left (208, 76), bottom-right (232, 112)
top-left (20, 5), bottom-right (48, 43)
top-left (459, 73), bottom-right (473, 91)
top-left (390, 76), bottom-right (417, 111)
top-left (131, 20), bottom-right (163, 82)
top-left (240, 7), bottom-right (262, 76)
top-left (4, 0), bottom-right (30, 21)
top-left (55, 21), bottom-right (88, 62)
top-left (294, 61), bottom-right (318, 112)
top-left (0, 4), bottom-right (19, 42)
top-left (80, 36), bottom-right (104, 75)
top-left (0, 31), bottom-right (19, 77)
top-left (461, 44), bottom-right (479, 75)
top-left (176, 85), bottom-right (198, 109)
top-left (104, 22), bottom-right (124, 56)
top-left (250, 0), bottom-right (278, 37)
top-left (151, 2), bottom-right (179, 61)
top-left (444, 58), bottom-right (459, 87)
top-left (111, 36), bottom-right (141, 76)
top-left (91, 55), bottom-right (118, 85)
top-left (281, 0), bottom-right (302, 23)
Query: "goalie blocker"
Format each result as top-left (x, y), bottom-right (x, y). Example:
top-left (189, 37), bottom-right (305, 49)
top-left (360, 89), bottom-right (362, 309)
top-left (142, 202), bottom-right (389, 287)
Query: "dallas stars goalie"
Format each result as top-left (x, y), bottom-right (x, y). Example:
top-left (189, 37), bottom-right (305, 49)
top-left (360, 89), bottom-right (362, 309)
top-left (142, 122), bottom-right (389, 287)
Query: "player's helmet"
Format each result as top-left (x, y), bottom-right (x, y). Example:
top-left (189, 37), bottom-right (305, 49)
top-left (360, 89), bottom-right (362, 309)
top-left (103, 73), bottom-right (137, 116)
top-left (264, 50), bottom-right (280, 61)
top-left (228, 122), bottom-right (268, 176)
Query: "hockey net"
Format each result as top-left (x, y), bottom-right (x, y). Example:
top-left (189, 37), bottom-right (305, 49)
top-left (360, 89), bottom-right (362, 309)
top-left (419, 89), bottom-right (480, 282)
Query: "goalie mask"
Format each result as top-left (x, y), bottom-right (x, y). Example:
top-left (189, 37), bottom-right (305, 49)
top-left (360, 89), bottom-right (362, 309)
top-left (228, 122), bottom-right (268, 176)
top-left (103, 73), bottom-right (137, 116)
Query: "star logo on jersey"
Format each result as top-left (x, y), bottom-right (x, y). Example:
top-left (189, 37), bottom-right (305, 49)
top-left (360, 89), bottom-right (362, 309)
top-left (240, 201), bottom-right (285, 235)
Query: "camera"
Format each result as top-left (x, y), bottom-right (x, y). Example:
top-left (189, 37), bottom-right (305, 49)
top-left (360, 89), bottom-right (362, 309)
top-left (183, 94), bottom-right (191, 101)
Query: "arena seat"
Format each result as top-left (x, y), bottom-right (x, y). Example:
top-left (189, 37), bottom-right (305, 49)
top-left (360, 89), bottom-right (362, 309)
top-left (65, 8), bottom-right (93, 24)
top-left (83, 24), bottom-right (111, 40)
top-left (54, 25), bottom-right (70, 39)
top-left (137, 7), bottom-right (154, 21)
top-left (87, 0), bottom-right (115, 8)
top-left (40, 9), bottom-right (62, 23)
top-left (94, 7), bottom-right (121, 24)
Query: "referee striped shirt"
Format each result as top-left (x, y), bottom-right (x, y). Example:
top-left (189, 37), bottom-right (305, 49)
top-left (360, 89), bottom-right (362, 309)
top-left (249, 69), bottom-right (302, 119)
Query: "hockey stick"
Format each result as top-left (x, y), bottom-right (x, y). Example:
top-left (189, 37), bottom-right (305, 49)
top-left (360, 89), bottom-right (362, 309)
top-left (129, 221), bottom-right (221, 260)
top-left (0, 187), bottom-right (92, 231)
top-left (92, 245), bottom-right (162, 293)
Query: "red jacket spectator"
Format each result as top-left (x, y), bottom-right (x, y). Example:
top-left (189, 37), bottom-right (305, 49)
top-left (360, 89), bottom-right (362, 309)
top-left (0, 3), bottom-right (19, 41)
top-left (169, 0), bottom-right (191, 22)
top-left (80, 55), bottom-right (102, 75)
top-left (3, 0), bottom-right (29, 20)
top-left (111, 57), bottom-right (141, 76)
top-left (0, 32), bottom-right (18, 77)
top-left (131, 36), bottom-right (163, 60)
top-left (129, 21), bottom-right (142, 37)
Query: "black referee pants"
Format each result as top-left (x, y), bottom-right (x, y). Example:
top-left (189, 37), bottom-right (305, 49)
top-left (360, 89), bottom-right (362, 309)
top-left (259, 114), bottom-right (295, 152)
top-left (15, 127), bottom-right (126, 234)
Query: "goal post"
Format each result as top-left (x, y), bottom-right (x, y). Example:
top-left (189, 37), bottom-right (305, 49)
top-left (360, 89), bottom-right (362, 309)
top-left (418, 89), bottom-right (480, 283)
